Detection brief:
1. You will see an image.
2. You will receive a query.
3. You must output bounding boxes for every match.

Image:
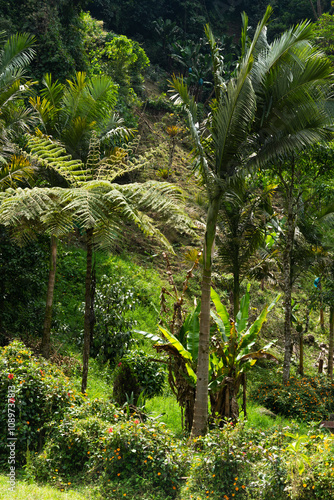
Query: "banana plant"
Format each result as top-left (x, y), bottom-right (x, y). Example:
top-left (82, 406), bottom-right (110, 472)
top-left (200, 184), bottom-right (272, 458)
top-left (136, 303), bottom-right (200, 432)
top-left (137, 287), bottom-right (280, 428)
top-left (209, 286), bottom-right (280, 422)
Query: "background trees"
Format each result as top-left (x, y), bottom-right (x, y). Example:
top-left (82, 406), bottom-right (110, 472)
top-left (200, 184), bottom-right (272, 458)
top-left (172, 8), bottom-right (333, 437)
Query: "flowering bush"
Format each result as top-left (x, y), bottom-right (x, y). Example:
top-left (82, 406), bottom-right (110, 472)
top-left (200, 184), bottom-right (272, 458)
top-left (251, 375), bottom-right (334, 422)
top-left (33, 412), bottom-right (187, 498)
top-left (0, 341), bottom-right (84, 465)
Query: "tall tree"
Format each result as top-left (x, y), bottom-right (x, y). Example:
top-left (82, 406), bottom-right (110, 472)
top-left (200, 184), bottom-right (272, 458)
top-left (172, 7), bottom-right (333, 437)
top-left (217, 177), bottom-right (273, 318)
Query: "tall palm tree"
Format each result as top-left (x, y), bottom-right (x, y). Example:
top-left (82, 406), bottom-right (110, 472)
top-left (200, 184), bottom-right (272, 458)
top-left (171, 7), bottom-right (333, 437)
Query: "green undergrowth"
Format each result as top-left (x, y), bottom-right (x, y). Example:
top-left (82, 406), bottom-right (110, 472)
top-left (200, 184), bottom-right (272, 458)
top-left (0, 474), bottom-right (100, 499)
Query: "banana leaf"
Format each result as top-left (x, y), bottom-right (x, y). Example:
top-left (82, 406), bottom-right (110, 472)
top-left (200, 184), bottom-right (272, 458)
top-left (158, 326), bottom-right (194, 363)
top-left (210, 287), bottom-right (229, 341)
top-left (238, 294), bottom-right (281, 350)
top-left (236, 283), bottom-right (250, 333)
top-left (185, 303), bottom-right (201, 362)
top-left (134, 329), bottom-right (162, 343)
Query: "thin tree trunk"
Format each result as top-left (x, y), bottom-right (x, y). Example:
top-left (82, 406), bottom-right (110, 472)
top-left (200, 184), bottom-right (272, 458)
top-left (81, 228), bottom-right (94, 394)
top-left (41, 235), bottom-right (57, 359)
top-left (233, 260), bottom-right (240, 320)
top-left (308, 0), bottom-right (318, 19)
top-left (319, 281), bottom-right (325, 332)
top-left (328, 306), bottom-right (334, 379)
top-left (190, 197), bottom-right (220, 439)
top-left (299, 332), bottom-right (304, 376)
top-left (282, 180), bottom-right (295, 385)
top-left (242, 373), bottom-right (247, 418)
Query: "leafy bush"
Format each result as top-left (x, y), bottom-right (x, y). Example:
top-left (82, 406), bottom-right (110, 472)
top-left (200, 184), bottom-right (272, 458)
top-left (91, 275), bottom-right (138, 365)
top-left (0, 230), bottom-right (48, 338)
top-left (183, 423), bottom-right (288, 500)
top-left (0, 341), bottom-right (84, 466)
top-left (251, 375), bottom-right (334, 422)
top-left (113, 350), bottom-right (165, 405)
top-left (33, 410), bottom-right (186, 498)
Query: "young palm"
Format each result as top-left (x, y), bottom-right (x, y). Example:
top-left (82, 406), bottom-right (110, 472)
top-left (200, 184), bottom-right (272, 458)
top-left (29, 72), bottom-right (129, 161)
top-left (171, 6), bottom-right (333, 437)
top-left (0, 31), bottom-right (36, 188)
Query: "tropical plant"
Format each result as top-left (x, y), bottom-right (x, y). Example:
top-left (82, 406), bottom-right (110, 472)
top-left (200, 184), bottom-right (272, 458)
top-left (171, 7), bottom-right (333, 436)
top-left (28, 72), bottom-right (124, 161)
top-left (0, 31), bottom-right (36, 189)
top-left (209, 286), bottom-right (280, 422)
top-left (265, 143), bottom-right (334, 383)
top-left (217, 177), bottom-right (274, 317)
top-left (0, 185), bottom-right (74, 357)
top-left (138, 285), bottom-right (279, 429)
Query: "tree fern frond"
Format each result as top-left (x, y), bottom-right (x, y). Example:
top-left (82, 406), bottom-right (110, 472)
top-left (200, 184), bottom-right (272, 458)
top-left (25, 134), bottom-right (91, 185)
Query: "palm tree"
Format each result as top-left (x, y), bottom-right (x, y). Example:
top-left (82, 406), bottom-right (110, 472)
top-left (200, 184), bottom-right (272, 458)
top-left (217, 177), bottom-right (274, 318)
top-left (171, 7), bottom-right (333, 437)
top-left (28, 72), bottom-right (129, 161)
top-left (0, 31), bottom-right (36, 188)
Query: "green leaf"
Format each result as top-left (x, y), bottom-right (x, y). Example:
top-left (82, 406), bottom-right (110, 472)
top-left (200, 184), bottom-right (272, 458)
top-left (236, 285), bottom-right (250, 333)
top-left (210, 288), bottom-right (229, 341)
top-left (158, 326), bottom-right (193, 363)
top-left (185, 303), bottom-right (201, 362)
top-left (134, 330), bottom-right (162, 343)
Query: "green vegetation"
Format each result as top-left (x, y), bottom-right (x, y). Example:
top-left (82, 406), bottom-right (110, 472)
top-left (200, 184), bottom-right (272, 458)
top-left (1, 2), bottom-right (334, 499)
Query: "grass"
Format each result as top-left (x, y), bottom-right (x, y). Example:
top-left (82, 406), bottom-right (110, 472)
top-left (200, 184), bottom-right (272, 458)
top-left (243, 402), bottom-right (309, 434)
top-left (0, 474), bottom-right (100, 500)
top-left (145, 394), bottom-right (183, 436)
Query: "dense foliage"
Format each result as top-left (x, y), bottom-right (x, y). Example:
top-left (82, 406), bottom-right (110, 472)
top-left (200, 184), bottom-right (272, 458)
top-left (252, 375), bottom-right (334, 422)
top-left (0, 231), bottom-right (48, 339)
top-left (0, 341), bottom-right (84, 466)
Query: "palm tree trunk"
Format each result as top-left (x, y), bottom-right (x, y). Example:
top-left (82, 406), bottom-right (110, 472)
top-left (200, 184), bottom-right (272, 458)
top-left (233, 258), bottom-right (240, 320)
top-left (81, 228), bottom-right (94, 394)
top-left (190, 197), bottom-right (220, 439)
top-left (328, 306), bottom-right (334, 379)
top-left (282, 192), bottom-right (295, 385)
top-left (41, 235), bottom-right (57, 359)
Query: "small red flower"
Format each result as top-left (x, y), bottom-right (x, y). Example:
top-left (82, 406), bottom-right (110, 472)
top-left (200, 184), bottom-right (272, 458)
top-left (68, 392), bottom-right (70, 397)
top-left (8, 374), bottom-right (13, 379)
top-left (118, 362), bottom-right (122, 367)
top-left (9, 398), bottom-right (15, 403)
top-left (108, 427), bottom-right (113, 433)
top-left (40, 370), bottom-right (43, 375)
top-left (134, 419), bottom-right (139, 424)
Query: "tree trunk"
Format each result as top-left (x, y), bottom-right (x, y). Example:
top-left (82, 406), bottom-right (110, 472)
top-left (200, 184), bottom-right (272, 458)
top-left (242, 373), bottom-right (247, 418)
top-left (41, 235), bottom-right (57, 359)
top-left (299, 332), bottom-right (304, 376)
top-left (190, 197), bottom-right (220, 439)
top-left (81, 228), bottom-right (94, 394)
top-left (328, 306), bottom-right (334, 379)
top-left (233, 259), bottom-right (240, 320)
top-left (308, 0), bottom-right (318, 19)
top-left (282, 184), bottom-right (295, 385)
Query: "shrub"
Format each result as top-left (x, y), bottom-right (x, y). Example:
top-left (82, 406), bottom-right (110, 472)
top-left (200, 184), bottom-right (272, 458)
top-left (113, 350), bottom-right (165, 405)
top-left (251, 375), bottom-right (334, 422)
top-left (91, 275), bottom-right (138, 366)
top-left (0, 341), bottom-right (84, 466)
top-left (88, 418), bottom-right (186, 498)
top-left (33, 412), bottom-right (187, 498)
